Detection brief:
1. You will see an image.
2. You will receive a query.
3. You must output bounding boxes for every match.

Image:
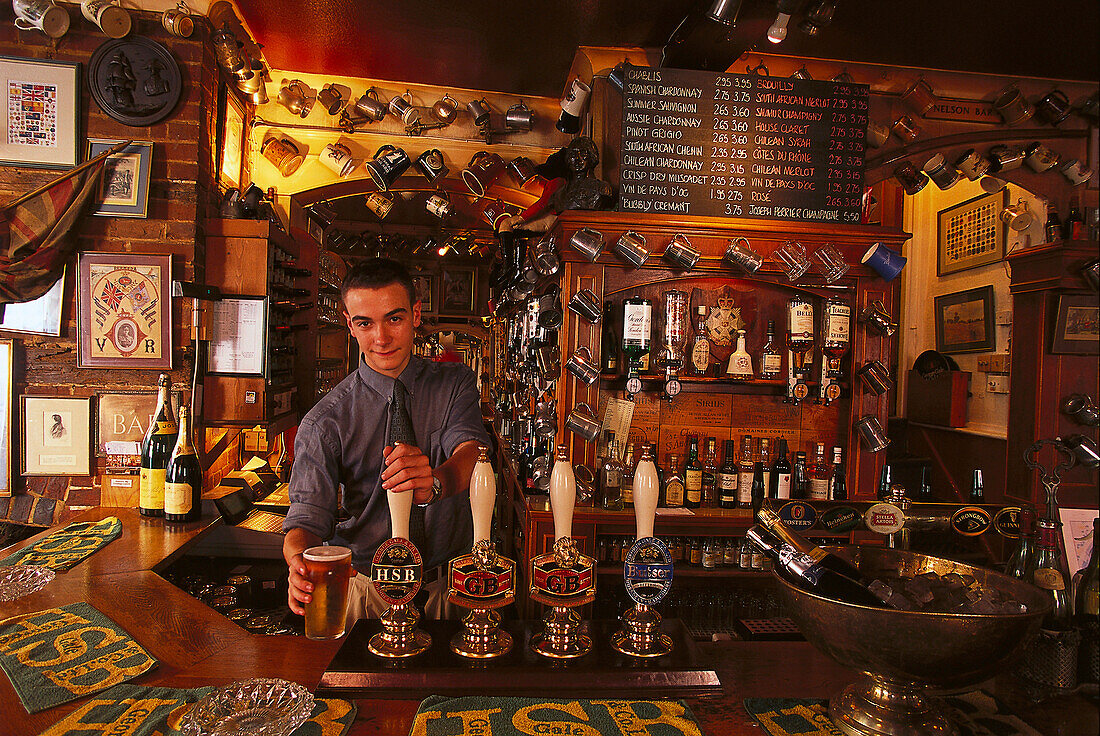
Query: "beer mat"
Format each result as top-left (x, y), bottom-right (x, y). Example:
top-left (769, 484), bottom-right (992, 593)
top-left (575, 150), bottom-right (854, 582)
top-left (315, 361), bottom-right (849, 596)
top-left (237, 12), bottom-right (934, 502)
top-left (36, 683), bottom-right (357, 736)
top-left (744, 691), bottom-right (1042, 736)
top-left (408, 696), bottom-right (705, 736)
top-left (0, 602), bottom-right (157, 713)
top-left (0, 517), bottom-right (122, 572)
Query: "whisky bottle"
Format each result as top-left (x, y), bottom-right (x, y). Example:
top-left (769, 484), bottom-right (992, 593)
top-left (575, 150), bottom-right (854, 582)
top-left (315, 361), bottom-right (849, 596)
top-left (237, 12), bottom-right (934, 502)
top-left (701, 436), bottom-right (718, 507)
top-left (808, 442), bottom-right (829, 500)
top-left (684, 435), bottom-right (703, 508)
top-left (786, 295), bottom-right (815, 376)
top-left (759, 319), bottom-right (782, 379)
top-left (600, 432), bottom-right (624, 511)
top-left (736, 434), bottom-right (754, 509)
top-left (689, 305), bottom-right (712, 376)
top-left (726, 329), bottom-right (754, 380)
top-left (140, 374), bottom-right (178, 518)
top-left (718, 439), bottom-right (738, 509)
top-left (663, 453), bottom-right (685, 508)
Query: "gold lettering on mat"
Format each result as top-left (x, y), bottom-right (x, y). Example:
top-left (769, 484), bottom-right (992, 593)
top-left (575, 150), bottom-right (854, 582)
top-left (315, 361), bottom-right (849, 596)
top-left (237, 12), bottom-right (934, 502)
top-left (44, 639), bottom-right (152, 694)
top-left (0, 611), bottom-right (91, 650)
top-left (512, 701), bottom-right (600, 736)
top-left (589, 700), bottom-right (704, 736)
top-left (34, 697), bottom-right (179, 735)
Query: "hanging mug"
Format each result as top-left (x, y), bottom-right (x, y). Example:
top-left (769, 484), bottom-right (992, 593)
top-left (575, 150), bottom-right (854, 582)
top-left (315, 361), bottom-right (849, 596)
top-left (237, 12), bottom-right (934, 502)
top-left (507, 156), bottom-right (539, 186)
top-left (81, 0), bottom-right (130, 38)
top-left (462, 151), bottom-right (505, 198)
top-left (505, 101), bottom-right (535, 132)
top-left (319, 142), bottom-right (356, 177)
top-left (317, 84), bottom-right (347, 115)
top-left (363, 144), bottom-right (411, 191)
top-left (260, 133), bottom-right (305, 177)
top-left (425, 193), bottom-right (451, 220)
top-left (565, 403), bottom-right (600, 442)
top-left (467, 98), bottom-right (492, 127)
top-left (430, 94), bottom-right (459, 124)
top-left (388, 92), bottom-right (420, 125)
top-left (414, 148), bottom-right (449, 184)
top-left (161, 1), bottom-right (194, 38)
top-left (14, 0), bottom-right (70, 38)
top-left (364, 191), bottom-right (393, 219)
top-left (568, 227), bottom-right (604, 262)
top-left (1024, 142), bottom-right (1060, 173)
top-left (992, 86), bottom-right (1033, 125)
top-left (353, 88), bottom-right (387, 121)
top-left (1036, 89), bottom-right (1072, 126)
top-left (277, 79), bottom-right (314, 118)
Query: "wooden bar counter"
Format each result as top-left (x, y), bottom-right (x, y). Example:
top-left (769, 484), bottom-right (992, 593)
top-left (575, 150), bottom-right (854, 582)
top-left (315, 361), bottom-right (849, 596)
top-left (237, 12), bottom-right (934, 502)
top-left (2, 508), bottom-right (1095, 735)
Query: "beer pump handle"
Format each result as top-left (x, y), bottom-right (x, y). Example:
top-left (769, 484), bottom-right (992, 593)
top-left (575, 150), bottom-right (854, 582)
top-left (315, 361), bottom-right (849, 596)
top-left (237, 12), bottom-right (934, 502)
top-left (470, 446), bottom-right (495, 544)
top-left (549, 445), bottom-right (575, 542)
top-left (633, 456), bottom-right (660, 540)
top-left (387, 449), bottom-right (413, 541)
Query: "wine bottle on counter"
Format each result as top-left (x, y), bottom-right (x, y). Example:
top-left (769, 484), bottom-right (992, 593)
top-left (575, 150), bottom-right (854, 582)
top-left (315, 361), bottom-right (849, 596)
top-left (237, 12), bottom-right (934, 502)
top-left (756, 502), bottom-right (867, 584)
top-left (600, 432), bottom-right (624, 511)
top-left (792, 451), bottom-right (808, 499)
top-left (736, 434), bottom-right (754, 509)
top-left (685, 435), bottom-right (703, 509)
top-left (808, 442), bottom-right (829, 500)
top-left (718, 439), bottom-right (738, 509)
top-left (702, 436), bottom-right (718, 507)
top-left (828, 447), bottom-right (847, 501)
top-left (1032, 518), bottom-right (1072, 630)
top-left (139, 374), bottom-right (178, 518)
top-left (771, 439), bottom-right (792, 500)
top-left (750, 461), bottom-right (765, 517)
top-left (164, 406), bottom-right (202, 523)
top-left (746, 525), bottom-right (889, 609)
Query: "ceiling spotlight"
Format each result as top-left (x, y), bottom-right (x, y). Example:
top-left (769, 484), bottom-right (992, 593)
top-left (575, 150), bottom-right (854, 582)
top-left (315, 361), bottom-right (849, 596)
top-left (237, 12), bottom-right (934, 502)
top-left (661, 0), bottom-right (747, 72)
top-left (798, 0), bottom-right (836, 36)
top-left (767, 0), bottom-right (801, 43)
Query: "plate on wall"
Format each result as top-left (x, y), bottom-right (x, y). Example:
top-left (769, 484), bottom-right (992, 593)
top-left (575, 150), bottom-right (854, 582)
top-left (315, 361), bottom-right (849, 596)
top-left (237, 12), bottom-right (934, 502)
top-left (88, 36), bottom-right (182, 127)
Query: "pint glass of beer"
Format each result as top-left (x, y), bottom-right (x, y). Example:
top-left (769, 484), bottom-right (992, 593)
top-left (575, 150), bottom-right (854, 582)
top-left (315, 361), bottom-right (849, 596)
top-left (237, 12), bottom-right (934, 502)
top-left (303, 545), bottom-right (353, 640)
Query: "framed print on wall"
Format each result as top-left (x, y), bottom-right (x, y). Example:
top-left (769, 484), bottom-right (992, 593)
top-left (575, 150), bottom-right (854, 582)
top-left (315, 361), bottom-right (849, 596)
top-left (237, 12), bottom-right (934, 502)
top-left (87, 139), bottom-right (152, 217)
top-left (0, 267), bottom-right (65, 336)
top-left (20, 395), bottom-right (92, 476)
top-left (0, 340), bottom-right (12, 495)
top-left (77, 252), bottom-right (172, 369)
top-left (413, 273), bottom-right (435, 315)
top-left (937, 190), bottom-right (1008, 276)
top-left (935, 285), bottom-right (996, 354)
top-left (218, 86), bottom-right (246, 190)
top-left (1051, 293), bottom-right (1099, 355)
top-left (441, 267), bottom-right (476, 314)
top-left (0, 56), bottom-right (80, 169)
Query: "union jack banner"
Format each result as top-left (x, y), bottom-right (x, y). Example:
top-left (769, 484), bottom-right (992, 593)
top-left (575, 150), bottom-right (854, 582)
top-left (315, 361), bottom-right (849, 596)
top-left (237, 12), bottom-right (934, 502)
top-left (99, 278), bottom-right (125, 311)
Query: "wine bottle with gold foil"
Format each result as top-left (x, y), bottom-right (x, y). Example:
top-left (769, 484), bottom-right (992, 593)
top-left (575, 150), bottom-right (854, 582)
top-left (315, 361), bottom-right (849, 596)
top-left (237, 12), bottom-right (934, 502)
top-left (164, 406), bottom-right (202, 523)
top-left (139, 374), bottom-right (177, 518)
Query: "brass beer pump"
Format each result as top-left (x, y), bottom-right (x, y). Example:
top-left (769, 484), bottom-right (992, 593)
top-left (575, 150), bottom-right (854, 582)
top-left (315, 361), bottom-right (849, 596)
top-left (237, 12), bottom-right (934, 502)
top-left (529, 445), bottom-right (596, 659)
top-left (612, 444), bottom-right (674, 657)
top-left (448, 446), bottom-right (516, 658)
top-left (367, 471), bottom-right (431, 658)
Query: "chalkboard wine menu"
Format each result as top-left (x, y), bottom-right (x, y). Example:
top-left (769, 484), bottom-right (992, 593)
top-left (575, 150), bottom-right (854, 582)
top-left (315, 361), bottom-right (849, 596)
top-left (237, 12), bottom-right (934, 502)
top-left (618, 64), bottom-right (868, 224)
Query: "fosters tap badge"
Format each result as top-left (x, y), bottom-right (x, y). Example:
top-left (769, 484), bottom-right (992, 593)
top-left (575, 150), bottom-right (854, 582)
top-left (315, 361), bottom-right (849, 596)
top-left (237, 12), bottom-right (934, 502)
top-left (623, 537), bottom-right (673, 606)
top-left (371, 537), bottom-right (422, 606)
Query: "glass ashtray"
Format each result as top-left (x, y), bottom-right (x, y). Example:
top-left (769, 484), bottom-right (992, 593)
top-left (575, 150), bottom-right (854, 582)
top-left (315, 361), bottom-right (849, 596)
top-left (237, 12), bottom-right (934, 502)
top-left (0, 565), bottom-right (56, 601)
top-left (180, 678), bottom-right (315, 736)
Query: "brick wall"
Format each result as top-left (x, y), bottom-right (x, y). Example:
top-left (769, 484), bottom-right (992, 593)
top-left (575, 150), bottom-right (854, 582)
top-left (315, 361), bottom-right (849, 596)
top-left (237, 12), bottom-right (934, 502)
top-left (0, 11), bottom-right (222, 524)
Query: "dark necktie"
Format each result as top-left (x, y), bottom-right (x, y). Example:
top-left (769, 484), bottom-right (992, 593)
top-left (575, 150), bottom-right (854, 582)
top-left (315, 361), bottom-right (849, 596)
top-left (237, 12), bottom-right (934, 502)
top-left (390, 379), bottom-right (427, 552)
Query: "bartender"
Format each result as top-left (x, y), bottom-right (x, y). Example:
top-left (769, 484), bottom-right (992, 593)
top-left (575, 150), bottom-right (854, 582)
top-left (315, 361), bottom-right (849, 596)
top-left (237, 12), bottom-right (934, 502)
top-left (282, 258), bottom-right (489, 623)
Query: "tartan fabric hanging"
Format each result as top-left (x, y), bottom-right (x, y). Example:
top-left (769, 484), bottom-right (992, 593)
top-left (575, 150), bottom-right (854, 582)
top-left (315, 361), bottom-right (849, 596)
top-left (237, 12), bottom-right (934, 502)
top-left (0, 160), bottom-right (106, 304)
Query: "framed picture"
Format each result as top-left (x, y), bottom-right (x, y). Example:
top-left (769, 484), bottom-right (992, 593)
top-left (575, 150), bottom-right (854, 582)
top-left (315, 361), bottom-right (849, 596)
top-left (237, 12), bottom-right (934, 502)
top-left (95, 390), bottom-right (183, 456)
top-left (934, 285), bottom-right (995, 354)
top-left (937, 190), bottom-right (1008, 276)
top-left (20, 395), bottom-right (92, 476)
top-left (0, 56), bottom-right (80, 169)
top-left (218, 86), bottom-right (246, 190)
top-left (208, 296), bottom-right (268, 375)
top-left (1051, 293), bottom-right (1099, 355)
top-left (412, 273), bottom-right (435, 315)
top-left (87, 139), bottom-right (152, 217)
top-left (0, 267), bottom-right (65, 336)
top-left (1059, 507), bottom-right (1097, 576)
top-left (0, 340), bottom-right (12, 495)
top-left (441, 268), bottom-right (476, 314)
top-left (77, 252), bottom-right (172, 369)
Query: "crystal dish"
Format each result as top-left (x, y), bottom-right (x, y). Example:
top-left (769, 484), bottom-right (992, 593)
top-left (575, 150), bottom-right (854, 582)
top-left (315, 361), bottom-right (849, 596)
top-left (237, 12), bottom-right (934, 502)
top-left (180, 678), bottom-right (315, 736)
top-left (0, 565), bottom-right (56, 601)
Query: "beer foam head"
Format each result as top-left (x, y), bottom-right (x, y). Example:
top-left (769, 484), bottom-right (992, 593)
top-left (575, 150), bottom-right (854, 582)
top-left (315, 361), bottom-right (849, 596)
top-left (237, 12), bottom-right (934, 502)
top-left (303, 545), bottom-right (352, 562)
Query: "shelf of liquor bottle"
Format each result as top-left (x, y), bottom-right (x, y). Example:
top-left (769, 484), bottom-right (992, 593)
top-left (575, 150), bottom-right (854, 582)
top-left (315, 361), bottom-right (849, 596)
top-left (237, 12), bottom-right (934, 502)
top-left (596, 373), bottom-right (848, 396)
top-left (595, 564), bottom-right (771, 578)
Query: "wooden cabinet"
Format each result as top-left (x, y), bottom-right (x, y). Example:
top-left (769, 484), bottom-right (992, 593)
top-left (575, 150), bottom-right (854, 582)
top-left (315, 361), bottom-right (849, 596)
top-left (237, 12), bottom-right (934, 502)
top-left (1006, 240), bottom-right (1099, 510)
top-left (203, 219), bottom-right (312, 431)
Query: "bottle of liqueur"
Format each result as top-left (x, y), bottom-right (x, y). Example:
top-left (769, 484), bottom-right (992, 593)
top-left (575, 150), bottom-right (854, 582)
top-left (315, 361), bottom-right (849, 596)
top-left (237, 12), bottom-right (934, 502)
top-left (718, 439), bottom-right (739, 509)
top-left (600, 432), bottom-right (624, 511)
top-left (1032, 517), bottom-right (1072, 630)
top-left (663, 454), bottom-right (685, 508)
top-left (747, 526), bottom-right (889, 609)
top-left (969, 469), bottom-right (984, 503)
top-left (164, 406), bottom-right (202, 523)
top-left (726, 329), bottom-right (754, 380)
top-left (758, 437), bottom-right (772, 497)
top-left (736, 434), bottom-right (754, 509)
top-left (601, 301), bottom-right (619, 374)
top-left (702, 436), bottom-right (718, 507)
top-left (791, 451), bottom-right (809, 499)
top-left (759, 319), bottom-right (782, 379)
top-left (828, 446), bottom-right (847, 501)
top-left (140, 374), bottom-right (178, 518)
top-left (808, 442), bottom-right (830, 500)
top-left (689, 305), bottom-right (712, 376)
top-left (620, 443), bottom-right (636, 508)
top-left (785, 295), bottom-right (815, 400)
top-left (1005, 505), bottom-right (1037, 580)
top-left (771, 439), bottom-right (792, 500)
top-left (684, 436), bottom-right (703, 509)
top-left (622, 295), bottom-right (653, 397)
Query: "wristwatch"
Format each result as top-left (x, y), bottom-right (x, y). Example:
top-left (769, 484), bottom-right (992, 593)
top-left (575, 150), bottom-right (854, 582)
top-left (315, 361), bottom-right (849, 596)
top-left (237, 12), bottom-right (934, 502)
top-left (418, 474), bottom-right (442, 507)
